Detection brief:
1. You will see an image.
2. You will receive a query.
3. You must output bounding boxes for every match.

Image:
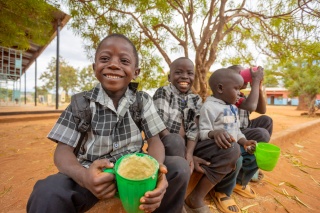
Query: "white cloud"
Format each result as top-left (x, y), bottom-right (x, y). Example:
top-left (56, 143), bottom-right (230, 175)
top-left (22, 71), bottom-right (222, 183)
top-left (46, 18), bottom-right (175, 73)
top-left (22, 23), bottom-right (92, 91)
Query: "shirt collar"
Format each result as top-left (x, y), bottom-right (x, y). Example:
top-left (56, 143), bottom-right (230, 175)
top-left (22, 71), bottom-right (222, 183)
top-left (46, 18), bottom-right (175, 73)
top-left (170, 84), bottom-right (192, 98)
top-left (207, 96), bottom-right (227, 105)
top-left (84, 82), bottom-right (138, 106)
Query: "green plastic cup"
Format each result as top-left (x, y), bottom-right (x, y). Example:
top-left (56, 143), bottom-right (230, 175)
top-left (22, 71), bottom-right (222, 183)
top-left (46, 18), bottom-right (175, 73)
top-left (104, 153), bottom-right (159, 213)
top-left (254, 142), bottom-right (281, 171)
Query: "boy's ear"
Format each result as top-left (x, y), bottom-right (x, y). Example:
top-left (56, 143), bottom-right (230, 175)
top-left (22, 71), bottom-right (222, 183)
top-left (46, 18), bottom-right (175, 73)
top-left (217, 83), bottom-right (223, 94)
top-left (167, 73), bottom-right (171, 82)
top-left (133, 68), bottom-right (140, 79)
top-left (92, 63), bottom-right (96, 72)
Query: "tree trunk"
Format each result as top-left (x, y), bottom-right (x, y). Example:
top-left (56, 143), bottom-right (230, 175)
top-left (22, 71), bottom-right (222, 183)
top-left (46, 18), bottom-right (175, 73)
top-left (297, 95), bottom-right (309, 110)
top-left (297, 95), bottom-right (310, 110)
top-left (193, 62), bottom-right (209, 101)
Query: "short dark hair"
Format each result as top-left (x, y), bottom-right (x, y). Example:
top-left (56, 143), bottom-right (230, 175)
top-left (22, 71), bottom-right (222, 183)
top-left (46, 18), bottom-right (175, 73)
top-left (208, 68), bottom-right (239, 92)
top-left (95, 34), bottom-right (139, 68)
top-left (169, 57), bottom-right (194, 71)
top-left (228, 65), bottom-right (242, 73)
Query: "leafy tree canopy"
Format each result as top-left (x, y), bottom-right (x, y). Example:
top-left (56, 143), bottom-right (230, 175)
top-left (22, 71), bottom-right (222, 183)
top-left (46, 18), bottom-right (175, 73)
top-left (0, 0), bottom-right (59, 50)
top-left (65, 0), bottom-right (319, 99)
top-left (281, 42), bottom-right (320, 113)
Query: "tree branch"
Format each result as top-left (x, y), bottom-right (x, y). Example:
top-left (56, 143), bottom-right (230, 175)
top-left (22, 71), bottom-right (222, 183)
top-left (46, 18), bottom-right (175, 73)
top-left (110, 8), bottom-right (172, 65)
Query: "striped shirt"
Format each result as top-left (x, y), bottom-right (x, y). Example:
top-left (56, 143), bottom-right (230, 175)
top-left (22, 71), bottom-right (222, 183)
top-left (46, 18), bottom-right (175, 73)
top-left (153, 84), bottom-right (202, 141)
top-left (48, 83), bottom-right (166, 167)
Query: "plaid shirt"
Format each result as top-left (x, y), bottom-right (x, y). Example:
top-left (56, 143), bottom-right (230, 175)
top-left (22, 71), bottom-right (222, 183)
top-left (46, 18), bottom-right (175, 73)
top-left (235, 92), bottom-right (250, 130)
top-left (153, 84), bottom-right (202, 141)
top-left (48, 83), bottom-right (166, 167)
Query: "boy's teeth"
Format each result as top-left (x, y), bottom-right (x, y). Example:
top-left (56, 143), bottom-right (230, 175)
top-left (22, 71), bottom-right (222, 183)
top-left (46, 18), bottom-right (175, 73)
top-left (106, 75), bottom-right (121, 79)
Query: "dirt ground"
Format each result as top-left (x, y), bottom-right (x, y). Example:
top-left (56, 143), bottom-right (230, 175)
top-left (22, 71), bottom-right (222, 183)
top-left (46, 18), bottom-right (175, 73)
top-left (0, 105), bottom-right (320, 213)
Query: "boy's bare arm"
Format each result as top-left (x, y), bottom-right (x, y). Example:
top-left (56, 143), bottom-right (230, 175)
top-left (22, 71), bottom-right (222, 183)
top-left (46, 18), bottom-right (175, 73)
top-left (186, 139), bottom-right (196, 173)
top-left (255, 82), bottom-right (267, 114)
top-left (239, 67), bottom-right (264, 112)
top-left (146, 135), bottom-right (165, 164)
top-left (54, 142), bottom-right (116, 199)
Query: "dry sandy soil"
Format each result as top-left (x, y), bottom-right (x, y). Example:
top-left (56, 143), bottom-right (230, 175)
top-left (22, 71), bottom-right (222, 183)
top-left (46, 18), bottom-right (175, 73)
top-left (0, 105), bottom-right (320, 213)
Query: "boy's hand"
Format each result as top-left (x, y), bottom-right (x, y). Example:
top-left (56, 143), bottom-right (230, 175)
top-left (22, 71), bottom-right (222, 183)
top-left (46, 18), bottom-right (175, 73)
top-left (251, 66), bottom-right (264, 84)
top-left (83, 159), bottom-right (116, 199)
top-left (243, 140), bottom-right (257, 154)
top-left (209, 129), bottom-right (236, 149)
top-left (139, 164), bottom-right (168, 213)
top-left (193, 156), bottom-right (210, 174)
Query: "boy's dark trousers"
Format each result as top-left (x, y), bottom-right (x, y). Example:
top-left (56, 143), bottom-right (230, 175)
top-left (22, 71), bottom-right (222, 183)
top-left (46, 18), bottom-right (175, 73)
top-left (27, 138), bottom-right (189, 213)
top-left (241, 115), bottom-right (273, 143)
top-left (237, 115), bottom-right (273, 186)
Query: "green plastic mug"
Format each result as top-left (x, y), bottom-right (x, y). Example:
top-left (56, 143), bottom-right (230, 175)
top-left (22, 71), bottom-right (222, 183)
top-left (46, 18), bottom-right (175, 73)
top-left (104, 153), bottom-right (159, 213)
top-left (254, 142), bottom-right (281, 171)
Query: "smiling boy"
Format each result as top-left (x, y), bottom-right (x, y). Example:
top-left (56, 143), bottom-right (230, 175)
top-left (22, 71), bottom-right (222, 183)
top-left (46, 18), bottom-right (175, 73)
top-left (153, 57), bottom-right (203, 173)
top-left (27, 34), bottom-right (189, 213)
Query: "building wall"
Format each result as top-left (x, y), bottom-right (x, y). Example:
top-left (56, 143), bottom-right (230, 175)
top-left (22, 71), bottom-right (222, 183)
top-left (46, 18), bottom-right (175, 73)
top-left (266, 96), bottom-right (299, 106)
top-left (265, 88), bottom-right (320, 106)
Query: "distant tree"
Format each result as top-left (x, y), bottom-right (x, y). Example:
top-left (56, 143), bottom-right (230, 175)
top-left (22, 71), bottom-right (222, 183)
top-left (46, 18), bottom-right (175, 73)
top-left (77, 65), bottom-right (98, 92)
top-left (36, 85), bottom-right (49, 96)
top-left (0, 88), bottom-right (13, 101)
top-left (40, 57), bottom-right (78, 101)
top-left (263, 65), bottom-right (279, 87)
top-left (66, 0), bottom-right (318, 99)
top-left (0, 0), bottom-right (59, 50)
top-left (263, 29), bottom-right (320, 113)
top-left (282, 51), bottom-right (320, 115)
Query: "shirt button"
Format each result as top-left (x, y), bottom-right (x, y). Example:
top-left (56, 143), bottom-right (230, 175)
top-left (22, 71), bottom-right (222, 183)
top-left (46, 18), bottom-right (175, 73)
top-left (114, 143), bottom-right (119, 149)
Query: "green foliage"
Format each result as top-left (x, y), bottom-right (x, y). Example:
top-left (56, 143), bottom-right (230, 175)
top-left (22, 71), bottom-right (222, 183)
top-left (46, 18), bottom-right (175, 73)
top-left (39, 56), bottom-right (78, 99)
top-left (264, 76), bottom-right (279, 87)
top-left (0, 88), bottom-right (13, 100)
top-left (283, 57), bottom-right (320, 99)
top-left (77, 65), bottom-right (98, 92)
top-left (0, 0), bottom-right (58, 50)
top-left (266, 41), bottom-right (320, 111)
top-left (36, 85), bottom-right (49, 96)
top-left (64, 0), bottom-right (319, 99)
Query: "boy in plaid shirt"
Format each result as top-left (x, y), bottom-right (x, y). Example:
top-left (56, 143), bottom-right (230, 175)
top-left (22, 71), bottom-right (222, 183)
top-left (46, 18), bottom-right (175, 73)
top-left (153, 57), bottom-right (203, 173)
top-left (27, 34), bottom-right (189, 213)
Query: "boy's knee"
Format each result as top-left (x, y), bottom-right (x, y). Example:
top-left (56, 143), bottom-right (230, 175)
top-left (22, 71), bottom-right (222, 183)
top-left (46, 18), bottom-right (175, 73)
top-left (233, 143), bottom-right (241, 163)
top-left (216, 143), bottom-right (241, 169)
top-left (256, 128), bottom-right (270, 142)
top-left (227, 142), bottom-right (241, 163)
top-left (162, 133), bottom-right (185, 146)
top-left (27, 179), bottom-right (57, 210)
top-left (31, 177), bottom-right (65, 202)
top-left (166, 156), bottom-right (190, 183)
top-left (32, 179), bottom-right (54, 196)
top-left (262, 115), bottom-right (273, 124)
top-left (162, 133), bottom-right (186, 157)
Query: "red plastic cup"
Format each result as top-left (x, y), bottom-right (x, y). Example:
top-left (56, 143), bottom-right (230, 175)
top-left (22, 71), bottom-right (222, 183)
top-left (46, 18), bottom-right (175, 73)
top-left (240, 67), bottom-right (258, 83)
